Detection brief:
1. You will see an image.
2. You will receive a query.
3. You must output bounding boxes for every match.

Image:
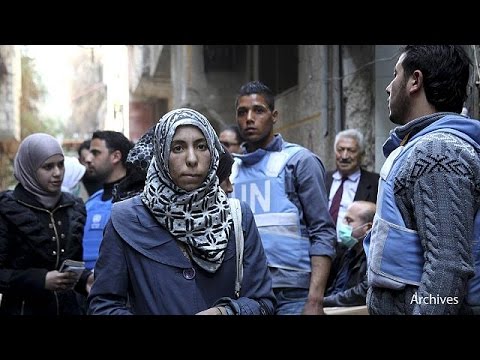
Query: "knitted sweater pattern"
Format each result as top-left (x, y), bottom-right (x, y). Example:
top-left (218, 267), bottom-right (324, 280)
top-left (368, 130), bottom-right (480, 315)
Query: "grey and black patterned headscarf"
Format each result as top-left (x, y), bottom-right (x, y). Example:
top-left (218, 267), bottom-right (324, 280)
top-left (14, 133), bottom-right (64, 209)
top-left (141, 108), bottom-right (233, 273)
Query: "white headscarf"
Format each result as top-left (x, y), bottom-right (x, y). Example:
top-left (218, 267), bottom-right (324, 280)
top-left (61, 156), bottom-right (86, 193)
top-left (141, 108), bottom-right (232, 273)
top-left (14, 133), bottom-right (64, 209)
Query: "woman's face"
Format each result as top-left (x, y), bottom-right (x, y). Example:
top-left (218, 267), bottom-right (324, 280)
top-left (36, 154), bottom-right (65, 192)
top-left (169, 125), bottom-right (211, 191)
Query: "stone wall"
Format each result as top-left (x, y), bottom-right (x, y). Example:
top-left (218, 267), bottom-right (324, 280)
top-left (0, 45), bottom-right (21, 191)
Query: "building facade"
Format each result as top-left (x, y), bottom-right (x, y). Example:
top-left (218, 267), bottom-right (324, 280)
top-left (0, 45), bottom-right (21, 190)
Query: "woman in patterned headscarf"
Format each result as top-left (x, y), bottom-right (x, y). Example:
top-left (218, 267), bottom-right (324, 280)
top-left (0, 133), bottom-right (93, 315)
top-left (112, 126), bottom-right (235, 202)
top-left (88, 108), bottom-right (275, 315)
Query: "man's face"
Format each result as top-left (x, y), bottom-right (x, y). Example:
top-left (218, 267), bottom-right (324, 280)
top-left (85, 138), bottom-right (114, 183)
top-left (342, 203), bottom-right (369, 240)
top-left (335, 137), bottom-right (361, 176)
top-left (79, 148), bottom-right (95, 177)
top-left (219, 130), bottom-right (242, 154)
top-left (386, 52), bottom-right (411, 125)
top-left (236, 94), bottom-right (277, 151)
top-left (79, 148), bottom-right (89, 166)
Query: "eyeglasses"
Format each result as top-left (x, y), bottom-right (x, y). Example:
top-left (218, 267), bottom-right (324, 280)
top-left (221, 141), bottom-right (240, 148)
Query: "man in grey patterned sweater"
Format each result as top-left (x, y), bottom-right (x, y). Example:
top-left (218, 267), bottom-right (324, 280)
top-left (364, 45), bottom-right (480, 315)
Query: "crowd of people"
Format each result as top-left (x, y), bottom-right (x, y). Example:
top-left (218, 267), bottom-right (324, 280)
top-left (1, 45), bottom-right (479, 315)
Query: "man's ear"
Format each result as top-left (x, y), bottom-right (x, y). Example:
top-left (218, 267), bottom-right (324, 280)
top-left (409, 69), bottom-right (423, 95)
top-left (272, 109), bottom-right (279, 124)
top-left (111, 149), bottom-right (122, 165)
top-left (365, 222), bottom-right (373, 232)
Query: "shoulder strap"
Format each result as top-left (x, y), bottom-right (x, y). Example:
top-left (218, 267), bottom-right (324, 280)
top-left (229, 197), bottom-right (244, 299)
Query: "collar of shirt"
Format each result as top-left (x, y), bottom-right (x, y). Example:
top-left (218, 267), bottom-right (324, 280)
top-left (332, 168), bottom-right (361, 182)
top-left (236, 134), bottom-right (284, 166)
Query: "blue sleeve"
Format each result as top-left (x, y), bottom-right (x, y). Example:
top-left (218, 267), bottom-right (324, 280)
top-left (215, 201), bottom-right (276, 315)
top-left (286, 150), bottom-right (336, 259)
top-left (87, 219), bottom-right (133, 315)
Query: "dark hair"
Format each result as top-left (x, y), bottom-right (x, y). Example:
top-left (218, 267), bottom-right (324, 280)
top-left (221, 125), bottom-right (244, 144)
top-left (400, 45), bottom-right (471, 113)
top-left (235, 80), bottom-right (275, 111)
top-left (92, 130), bottom-right (133, 166)
top-left (78, 139), bottom-right (91, 157)
top-left (113, 126), bottom-right (156, 203)
top-left (217, 144), bottom-right (234, 184)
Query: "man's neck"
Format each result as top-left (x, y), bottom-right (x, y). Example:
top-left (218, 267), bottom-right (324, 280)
top-left (245, 133), bottom-right (275, 153)
top-left (105, 167), bottom-right (127, 184)
top-left (403, 99), bottom-right (437, 125)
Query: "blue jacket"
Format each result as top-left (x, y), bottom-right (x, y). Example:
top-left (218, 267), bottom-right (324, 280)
top-left (232, 134), bottom-right (336, 289)
top-left (365, 114), bottom-right (480, 312)
top-left (87, 195), bottom-right (275, 315)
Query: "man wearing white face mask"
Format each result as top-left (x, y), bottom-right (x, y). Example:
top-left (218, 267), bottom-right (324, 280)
top-left (324, 201), bottom-right (376, 307)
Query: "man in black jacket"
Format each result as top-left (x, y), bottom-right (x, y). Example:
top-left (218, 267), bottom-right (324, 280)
top-left (324, 200), bottom-right (375, 307)
top-left (326, 129), bottom-right (379, 227)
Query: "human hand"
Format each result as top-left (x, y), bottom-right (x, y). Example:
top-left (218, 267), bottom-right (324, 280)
top-left (302, 301), bottom-right (326, 315)
top-left (195, 306), bottom-right (225, 315)
top-left (45, 270), bottom-right (78, 292)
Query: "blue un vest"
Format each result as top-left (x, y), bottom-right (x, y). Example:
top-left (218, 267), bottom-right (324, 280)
top-left (232, 143), bottom-right (311, 272)
top-left (364, 125), bottom-right (480, 306)
top-left (83, 189), bottom-right (112, 270)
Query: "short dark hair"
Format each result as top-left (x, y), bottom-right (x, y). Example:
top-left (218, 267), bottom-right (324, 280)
top-left (400, 45), bottom-right (471, 113)
top-left (92, 130), bottom-right (133, 166)
top-left (217, 144), bottom-right (234, 184)
top-left (221, 125), bottom-right (244, 143)
top-left (235, 80), bottom-right (275, 111)
top-left (78, 139), bottom-right (91, 157)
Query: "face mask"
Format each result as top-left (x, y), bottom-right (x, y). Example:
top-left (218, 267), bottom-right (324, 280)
top-left (338, 223), bottom-right (367, 249)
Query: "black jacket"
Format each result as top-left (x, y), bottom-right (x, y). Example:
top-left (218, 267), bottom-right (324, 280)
top-left (326, 168), bottom-right (379, 204)
top-left (0, 184), bottom-right (87, 315)
top-left (324, 242), bottom-right (367, 307)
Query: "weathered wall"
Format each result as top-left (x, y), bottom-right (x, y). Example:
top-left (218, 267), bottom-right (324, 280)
top-left (170, 45), bottom-right (246, 133)
top-left (0, 45), bottom-right (21, 142)
top-left (0, 45), bottom-right (21, 191)
top-left (342, 45), bottom-right (376, 171)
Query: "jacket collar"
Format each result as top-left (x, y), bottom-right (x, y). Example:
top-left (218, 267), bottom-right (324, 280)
top-left (383, 112), bottom-right (456, 157)
top-left (13, 184), bottom-right (74, 210)
top-left (235, 134), bottom-right (284, 166)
